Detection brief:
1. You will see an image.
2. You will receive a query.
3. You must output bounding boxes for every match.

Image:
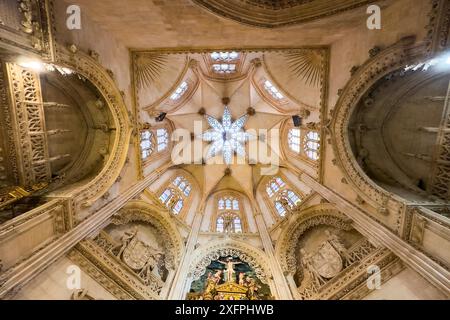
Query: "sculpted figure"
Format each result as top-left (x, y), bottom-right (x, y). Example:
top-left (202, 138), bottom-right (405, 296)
top-left (213, 270), bottom-right (223, 284)
top-left (300, 248), bottom-right (326, 287)
top-left (246, 277), bottom-right (261, 300)
top-left (217, 257), bottom-right (242, 283)
top-left (203, 272), bottom-right (217, 297)
top-left (139, 252), bottom-right (162, 282)
top-left (116, 227), bottom-right (138, 259)
top-left (238, 272), bottom-right (245, 286)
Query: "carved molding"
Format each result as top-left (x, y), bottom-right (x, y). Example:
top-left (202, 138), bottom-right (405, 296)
top-left (0, 64), bottom-right (18, 183)
top-left (425, 0), bottom-right (450, 55)
top-left (4, 63), bottom-right (51, 185)
top-left (317, 248), bottom-right (399, 300)
top-left (67, 248), bottom-right (135, 300)
top-left (191, 0), bottom-right (372, 28)
top-left (0, 0), bottom-right (54, 59)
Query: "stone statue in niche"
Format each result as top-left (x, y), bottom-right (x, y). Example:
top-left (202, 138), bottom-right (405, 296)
top-left (310, 241), bottom-right (343, 279)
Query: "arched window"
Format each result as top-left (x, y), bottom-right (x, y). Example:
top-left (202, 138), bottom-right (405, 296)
top-left (233, 199), bottom-right (239, 210)
top-left (159, 188), bottom-right (173, 205)
top-left (233, 216), bottom-right (242, 233)
top-left (216, 212), bottom-right (242, 233)
top-left (159, 175), bottom-right (192, 215)
top-left (216, 195), bottom-right (242, 233)
top-left (216, 216), bottom-right (224, 232)
top-left (157, 128), bottom-right (169, 152)
top-left (304, 131), bottom-right (320, 161)
top-left (266, 177), bottom-right (285, 198)
top-left (140, 126), bottom-right (171, 161)
top-left (263, 80), bottom-right (284, 100)
top-left (288, 128), bottom-right (301, 153)
top-left (140, 130), bottom-right (153, 160)
top-left (210, 52), bottom-right (239, 74)
top-left (265, 177), bottom-right (302, 218)
top-left (275, 201), bottom-right (286, 217)
top-left (170, 81), bottom-right (188, 101)
top-left (172, 199), bottom-right (184, 215)
top-left (173, 176), bottom-right (191, 196)
top-left (217, 196), bottom-right (239, 211)
top-left (286, 190), bottom-right (301, 207)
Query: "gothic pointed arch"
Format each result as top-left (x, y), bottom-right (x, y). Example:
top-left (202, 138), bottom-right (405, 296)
top-left (330, 37), bottom-right (431, 235)
top-left (51, 44), bottom-right (132, 210)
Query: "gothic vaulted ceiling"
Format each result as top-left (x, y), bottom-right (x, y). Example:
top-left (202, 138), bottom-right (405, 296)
top-left (134, 49), bottom-right (327, 199)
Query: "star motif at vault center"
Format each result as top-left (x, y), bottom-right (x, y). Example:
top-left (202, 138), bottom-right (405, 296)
top-left (199, 106), bottom-right (254, 165)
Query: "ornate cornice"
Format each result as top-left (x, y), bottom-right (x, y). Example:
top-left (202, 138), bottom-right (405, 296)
top-left (191, 0), bottom-right (373, 28)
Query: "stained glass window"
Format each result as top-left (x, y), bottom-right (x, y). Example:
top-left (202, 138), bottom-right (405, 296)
top-left (159, 188), bottom-right (172, 204)
top-left (216, 216), bottom-right (224, 232)
top-left (140, 130), bottom-right (153, 160)
top-left (172, 176), bottom-right (191, 196)
top-left (304, 131), bottom-right (320, 161)
top-left (275, 201), bottom-right (286, 217)
top-left (170, 81), bottom-right (188, 101)
top-left (157, 128), bottom-right (169, 152)
top-left (172, 199), bottom-right (183, 215)
top-left (263, 80), bottom-right (284, 100)
top-left (210, 52), bottom-right (239, 62)
top-left (288, 128), bottom-right (301, 153)
top-left (216, 213), bottom-right (242, 233)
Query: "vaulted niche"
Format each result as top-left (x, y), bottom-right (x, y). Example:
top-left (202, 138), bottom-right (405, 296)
top-left (348, 65), bottom-right (450, 202)
top-left (0, 60), bottom-right (114, 223)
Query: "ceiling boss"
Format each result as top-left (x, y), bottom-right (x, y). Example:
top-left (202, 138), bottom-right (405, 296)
top-left (199, 106), bottom-right (254, 165)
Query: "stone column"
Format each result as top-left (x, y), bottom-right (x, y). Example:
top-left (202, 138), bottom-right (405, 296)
top-left (167, 211), bottom-right (203, 300)
top-left (253, 209), bottom-right (293, 300)
top-left (285, 273), bottom-right (301, 300)
top-left (160, 269), bottom-right (176, 299)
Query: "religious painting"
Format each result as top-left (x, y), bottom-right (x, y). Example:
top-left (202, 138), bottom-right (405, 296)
top-left (188, 256), bottom-right (272, 300)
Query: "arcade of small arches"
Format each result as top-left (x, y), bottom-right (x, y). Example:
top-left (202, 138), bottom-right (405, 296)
top-left (0, 0), bottom-right (449, 301)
